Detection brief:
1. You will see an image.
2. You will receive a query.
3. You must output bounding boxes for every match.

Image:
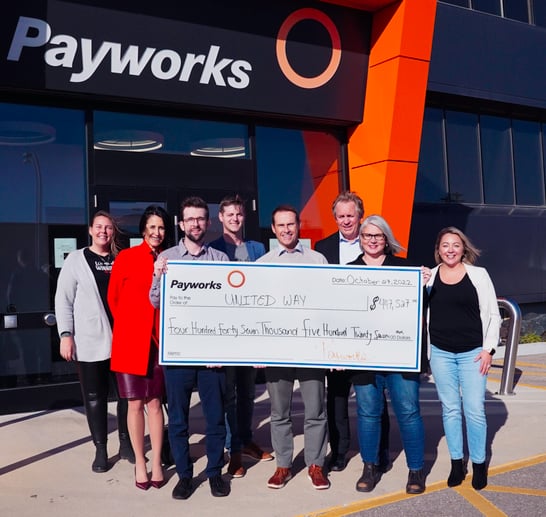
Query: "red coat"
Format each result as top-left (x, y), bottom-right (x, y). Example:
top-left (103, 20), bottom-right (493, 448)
top-left (108, 241), bottom-right (159, 376)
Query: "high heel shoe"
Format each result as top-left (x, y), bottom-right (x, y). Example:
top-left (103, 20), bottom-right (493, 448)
top-left (135, 468), bottom-right (151, 491)
top-left (150, 479), bottom-right (166, 489)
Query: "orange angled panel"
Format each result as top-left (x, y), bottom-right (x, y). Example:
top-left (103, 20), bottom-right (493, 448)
top-left (347, 0), bottom-right (437, 250)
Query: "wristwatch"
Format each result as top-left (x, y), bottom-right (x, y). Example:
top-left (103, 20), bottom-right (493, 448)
top-left (486, 347), bottom-right (496, 356)
top-left (60, 331), bottom-right (72, 338)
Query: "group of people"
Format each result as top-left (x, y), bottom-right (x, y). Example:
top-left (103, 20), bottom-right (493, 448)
top-left (54, 190), bottom-right (501, 501)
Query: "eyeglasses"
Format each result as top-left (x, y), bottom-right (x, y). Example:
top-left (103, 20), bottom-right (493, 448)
top-left (361, 233), bottom-right (385, 241)
top-left (183, 216), bottom-right (207, 225)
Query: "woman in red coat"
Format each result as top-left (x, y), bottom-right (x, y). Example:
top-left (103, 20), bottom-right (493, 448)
top-left (109, 205), bottom-right (173, 490)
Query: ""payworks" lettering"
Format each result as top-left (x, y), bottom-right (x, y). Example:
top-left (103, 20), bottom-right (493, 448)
top-left (7, 16), bottom-right (253, 87)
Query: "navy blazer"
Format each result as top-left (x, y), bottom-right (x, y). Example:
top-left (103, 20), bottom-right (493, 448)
top-left (209, 236), bottom-right (266, 261)
top-left (314, 232), bottom-right (340, 264)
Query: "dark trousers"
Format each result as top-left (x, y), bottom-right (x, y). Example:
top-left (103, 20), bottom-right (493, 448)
top-left (225, 365), bottom-right (257, 452)
top-left (77, 359), bottom-right (129, 445)
top-left (327, 370), bottom-right (390, 461)
top-left (326, 370), bottom-right (352, 459)
top-left (164, 366), bottom-right (226, 479)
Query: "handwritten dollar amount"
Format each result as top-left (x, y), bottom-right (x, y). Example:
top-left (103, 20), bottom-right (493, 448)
top-left (369, 297), bottom-right (417, 311)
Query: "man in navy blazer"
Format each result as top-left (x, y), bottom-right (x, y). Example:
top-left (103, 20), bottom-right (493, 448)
top-left (315, 191), bottom-right (363, 472)
top-left (315, 191), bottom-right (391, 473)
top-left (209, 195), bottom-right (273, 478)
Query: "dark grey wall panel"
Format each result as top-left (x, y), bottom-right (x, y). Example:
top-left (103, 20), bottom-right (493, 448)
top-left (429, 4), bottom-right (546, 109)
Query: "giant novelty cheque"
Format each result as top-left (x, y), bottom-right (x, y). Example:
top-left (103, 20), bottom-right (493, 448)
top-left (158, 261), bottom-right (423, 372)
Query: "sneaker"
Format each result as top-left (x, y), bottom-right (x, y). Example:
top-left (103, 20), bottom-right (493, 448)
top-left (308, 464), bottom-right (330, 490)
top-left (356, 462), bottom-right (380, 492)
top-left (241, 442), bottom-right (274, 462)
top-left (267, 467), bottom-right (292, 489)
top-left (406, 469), bottom-right (426, 494)
top-left (172, 477), bottom-right (192, 500)
top-left (227, 452), bottom-right (246, 478)
top-left (209, 475), bottom-right (230, 497)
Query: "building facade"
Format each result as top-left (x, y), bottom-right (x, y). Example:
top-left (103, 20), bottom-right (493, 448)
top-left (1, 0), bottom-right (545, 412)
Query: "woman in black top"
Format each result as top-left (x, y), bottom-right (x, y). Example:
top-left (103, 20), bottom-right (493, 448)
top-left (426, 227), bottom-right (500, 490)
top-left (349, 214), bottom-right (428, 495)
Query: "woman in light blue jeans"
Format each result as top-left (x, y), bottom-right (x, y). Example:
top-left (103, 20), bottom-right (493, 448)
top-left (426, 227), bottom-right (501, 490)
top-left (349, 215), bottom-right (430, 495)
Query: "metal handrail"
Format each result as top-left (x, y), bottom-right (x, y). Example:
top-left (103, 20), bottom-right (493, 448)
top-left (496, 298), bottom-right (522, 396)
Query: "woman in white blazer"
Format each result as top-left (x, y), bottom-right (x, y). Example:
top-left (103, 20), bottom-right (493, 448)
top-left (426, 227), bottom-right (501, 491)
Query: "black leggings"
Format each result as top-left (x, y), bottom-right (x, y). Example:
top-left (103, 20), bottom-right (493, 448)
top-left (77, 359), bottom-right (128, 445)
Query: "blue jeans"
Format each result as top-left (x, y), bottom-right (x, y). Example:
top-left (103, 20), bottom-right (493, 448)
top-left (354, 373), bottom-right (424, 470)
top-left (225, 366), bottom-right (256, 453)
top-left (164, 366), bottom-right (226, 479)
top-left (430, 345), bottom-right (487, 464)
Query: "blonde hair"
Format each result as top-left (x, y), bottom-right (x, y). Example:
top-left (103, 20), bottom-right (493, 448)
top-left (434, 226), bottom-right (481, 265)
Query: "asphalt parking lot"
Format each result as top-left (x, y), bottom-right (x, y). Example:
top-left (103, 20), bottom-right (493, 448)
top-left (1, 343), bottom-right (545, 517)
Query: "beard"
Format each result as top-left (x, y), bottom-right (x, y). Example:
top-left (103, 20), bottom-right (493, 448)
top-left (184, 229), bottom-right (205, 245)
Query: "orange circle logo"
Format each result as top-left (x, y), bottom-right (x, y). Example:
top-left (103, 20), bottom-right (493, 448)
top-left (276, 8), bottom-right (341, 89)
top-left (227, 270), bottom-right (246, 288)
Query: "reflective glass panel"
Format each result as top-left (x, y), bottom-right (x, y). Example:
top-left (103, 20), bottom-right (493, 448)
top-left (512, 119), bottom-right (544, 205)
top-left (480, 115), bottom-right (514, 204)
top-left (0, 102), bottom-right (86, 388)
top-left (441, 0), bottom-right (470, 7)
top-left (472, 0), bottom-right (502, 15)
top-left (503, 0), bottom-right (530, 22)
top-left (416, 108), bottom-right (448, 203)
top-left (255, 127), bottom-right (340, 245)
top-left (533, 0), bottom-right (546, 28)
top-left (94, 111), bottom-right (249, 158)
top-left (445, 111), bottom-right (482, 203)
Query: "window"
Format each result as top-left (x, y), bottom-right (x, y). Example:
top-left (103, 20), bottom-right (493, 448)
top-left (503, 0), bottom-right (530, 22)
top-left (416, 108), bottom-right (448, 203)
top-left (445, 111), bottom-right (482, 203)
top-left (255, 126), bottom-right (340, 244)
top-left (480, 115), bottom-right (514, 204)
top-left (533, 0), bottom-right (546, 28)
top-left (512, 120), bottom-right (544, 205)
top-left (0, 102), bottom-right (86, 387)
top-left (441, 0), bottom-right (470, 7)
top-left (472, 0), bottom-right (502, 16)
top-left (94, 111), bottom-right (249, 158)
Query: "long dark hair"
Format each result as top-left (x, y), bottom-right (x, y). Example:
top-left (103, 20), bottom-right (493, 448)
top-left (139, 205), bottom-right (174, 249)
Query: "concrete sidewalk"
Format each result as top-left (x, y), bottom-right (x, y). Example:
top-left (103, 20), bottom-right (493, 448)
top-left (1, 344), bottom-right (545, 517)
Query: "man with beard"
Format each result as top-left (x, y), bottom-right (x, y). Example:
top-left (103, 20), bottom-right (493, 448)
top-left (150, 196), bottom-right (230, 500)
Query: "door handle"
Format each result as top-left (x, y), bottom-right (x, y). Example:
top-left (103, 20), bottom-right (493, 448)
top-left (43, 313), bottom-right (57, 326)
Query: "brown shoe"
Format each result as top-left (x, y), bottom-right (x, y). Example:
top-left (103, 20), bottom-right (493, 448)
top-left (241, 442), bottom-right (274, 462)
top-left (227, 452), bottom-right (246, 478)
top-left (308, 464), bottom-right (330, 490)
top-left (267, 467), bottom-right (292, 489)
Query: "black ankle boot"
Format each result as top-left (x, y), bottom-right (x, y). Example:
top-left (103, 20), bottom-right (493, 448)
top-left (92, 443), bottom-right (108, 473)
top-left (447, 459), bottom-right (465, 487)
top-left (118, 434), bottom-right (135, 464)
top-left (471, 462), bottom-right (487, 490)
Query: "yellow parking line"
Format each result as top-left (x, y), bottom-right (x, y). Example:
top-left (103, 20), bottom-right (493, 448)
top-left (296, 483), bottom-right (447, 517)
top-left (512, 361), bottom-right (546, 368)
top-left (299, 454), bottom-right (546, 517)
top-left (488, 453), bottom-right (546, 475)
top-left (486, 485), bottom-right (546, 497)
top-left (453, 485), bottom-right (507, 516)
